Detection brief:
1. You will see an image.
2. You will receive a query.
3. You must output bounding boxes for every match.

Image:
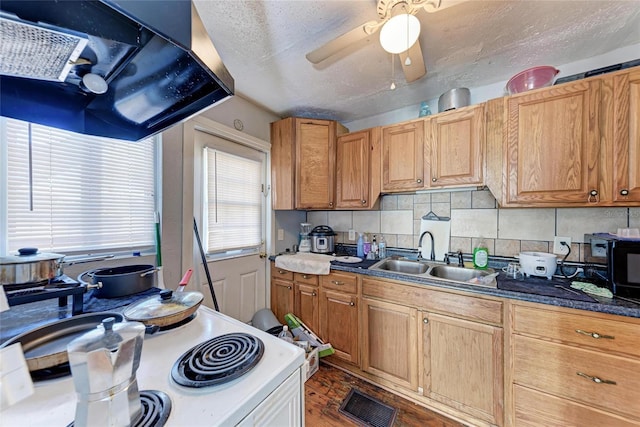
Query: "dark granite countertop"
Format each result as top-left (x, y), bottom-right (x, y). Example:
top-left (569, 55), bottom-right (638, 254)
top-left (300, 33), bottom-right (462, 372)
top-left (272, 253), bottom-right (640, 319)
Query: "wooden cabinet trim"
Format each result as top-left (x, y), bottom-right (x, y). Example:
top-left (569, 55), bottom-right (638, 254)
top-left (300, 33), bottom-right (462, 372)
top-left (362, 277), bottom-right (503, 325)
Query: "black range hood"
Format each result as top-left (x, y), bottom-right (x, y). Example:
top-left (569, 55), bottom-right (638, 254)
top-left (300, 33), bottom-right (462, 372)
top-left (0, 0), bottom-right (234, 141)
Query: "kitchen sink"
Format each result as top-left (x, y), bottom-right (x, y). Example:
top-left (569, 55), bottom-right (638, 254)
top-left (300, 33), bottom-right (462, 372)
top-left (369, 258), bottom-right (497, 287)
top-left (370, 259), bottom-right (430, 274)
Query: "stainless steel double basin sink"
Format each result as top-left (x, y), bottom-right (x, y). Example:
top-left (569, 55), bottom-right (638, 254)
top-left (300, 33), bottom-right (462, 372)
top-left (368, 258), bottom-right (497, 288)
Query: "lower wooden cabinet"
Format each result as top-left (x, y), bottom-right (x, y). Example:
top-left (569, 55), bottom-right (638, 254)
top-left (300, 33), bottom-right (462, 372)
top-left (294, 283), bottom-right (319, 335)
top-left (422, 312), bottom-right (504, 425)
top-left (270, 278), bottom-right (294, 324)
top-left (361, 297), bottom-right (418, 390)
top-left (320, 288), bottom-right (358, 364)
top-left (509, 301), bottom-right (640, 426)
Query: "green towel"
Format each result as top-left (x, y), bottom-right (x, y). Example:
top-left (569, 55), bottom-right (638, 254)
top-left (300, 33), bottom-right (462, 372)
top-left (571, 281), bottom-right (613, 298)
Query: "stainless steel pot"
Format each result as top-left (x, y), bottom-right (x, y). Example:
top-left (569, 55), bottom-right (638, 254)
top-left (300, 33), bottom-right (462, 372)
top-left (309, 225), bottom-right (336, 254)
top-left (0, 248), bottom-right (113, 286)
top-left (438, 87), bottom-right (471, 112)
top-left (78, 265), bottom-right (156, 298)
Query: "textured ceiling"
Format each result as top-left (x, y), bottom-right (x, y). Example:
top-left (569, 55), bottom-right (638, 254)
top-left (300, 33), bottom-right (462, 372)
top-left (194, 0), bottom-right (640, 123)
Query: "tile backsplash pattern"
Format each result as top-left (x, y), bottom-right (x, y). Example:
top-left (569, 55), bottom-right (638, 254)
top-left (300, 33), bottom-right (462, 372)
top-left (306, 189), bottom-right (637, 262)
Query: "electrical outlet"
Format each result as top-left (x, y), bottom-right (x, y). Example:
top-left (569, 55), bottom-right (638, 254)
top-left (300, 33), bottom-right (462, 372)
top-left (277, 229), bottom-right (284, 241)
top-left (348, 229), bottom-right (356, 241)
top-left (553, 236), bottom-right (572, 255)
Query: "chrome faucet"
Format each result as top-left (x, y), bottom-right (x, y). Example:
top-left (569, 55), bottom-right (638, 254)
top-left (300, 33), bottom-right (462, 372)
top-left (417, 231), bottom-right (435, 261)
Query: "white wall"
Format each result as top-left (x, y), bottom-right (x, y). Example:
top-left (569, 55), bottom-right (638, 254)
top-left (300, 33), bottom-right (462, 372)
top-left (343, 43), bottom-right (640, 132)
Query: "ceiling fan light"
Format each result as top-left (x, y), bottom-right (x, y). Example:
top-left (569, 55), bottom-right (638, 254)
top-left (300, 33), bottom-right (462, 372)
top-left (379, 13), bottom-right (420, 54)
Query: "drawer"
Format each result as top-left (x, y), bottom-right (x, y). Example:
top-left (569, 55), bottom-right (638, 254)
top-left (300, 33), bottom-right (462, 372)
top-left (514, 384), bottom-right (640, 427)
top-left (513, 304), bottom-right (640, 358)
top-left (271, 264), bottom-right (294, 281)
top-left (294, 272), bottom-right (318, 286)
top-left (513, 334), bottom-right (640, 420)
top-left (321, 271), bottom-right (357, 294)
top-left (362, 277), bottom-right (502, 325)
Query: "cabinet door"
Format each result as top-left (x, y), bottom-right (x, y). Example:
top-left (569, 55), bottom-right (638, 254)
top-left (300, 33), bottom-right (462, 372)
top-left (381, 121), bottom-right (425, 191)
top-left (362, 298), bottom-right (418, 391)
top-left (320, 289), bottom-right (358, 364)
top-left (422, 312), bottom-right (503, 425)
top-left (506, 80), bottom-right (601, 204)
top-left (611, 69), bottom-right (640, 203)
top-left (270, 118), bottom-right (296, 210)
top-left (426, 104), bottom-right (484, 188)
top-left (271, 278), bottom-right (294, 324)
top-left (295, 119), bottom-right (336, 209)
top-left (336, 130), bottom-right (370, 208)
top-left (295, 283), bottom-right (319, 336)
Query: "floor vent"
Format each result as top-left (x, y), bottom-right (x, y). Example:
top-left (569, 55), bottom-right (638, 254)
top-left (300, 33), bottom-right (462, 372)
top-left (339, 388), bottom-right (398, 427)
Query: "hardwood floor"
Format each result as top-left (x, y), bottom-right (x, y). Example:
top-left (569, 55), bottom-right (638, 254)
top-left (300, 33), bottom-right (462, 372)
top-left (305, 362), bottom-right (465, 427)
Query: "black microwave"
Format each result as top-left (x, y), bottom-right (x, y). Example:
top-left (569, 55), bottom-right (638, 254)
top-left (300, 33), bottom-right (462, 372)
top-left (584, 233), bottom-right (640, 298)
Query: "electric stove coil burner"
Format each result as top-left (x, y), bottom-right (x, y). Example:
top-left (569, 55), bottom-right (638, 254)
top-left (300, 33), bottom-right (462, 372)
top-left (67, 390), bottom-right (171, 427)
top-left (171, 332), bottom-right (264, 387)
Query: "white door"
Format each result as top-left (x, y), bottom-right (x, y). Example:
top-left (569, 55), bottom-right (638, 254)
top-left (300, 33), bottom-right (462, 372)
top-left (193, 129), bottom-right (268, 323)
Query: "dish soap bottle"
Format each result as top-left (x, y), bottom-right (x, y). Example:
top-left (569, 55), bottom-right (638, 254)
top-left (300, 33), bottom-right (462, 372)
top-left (356, 233), bottom-right (365, 258)
top-left (378, 235), bottom-right (386, 259)
top-left (473, 240), bottom-right (489, 269)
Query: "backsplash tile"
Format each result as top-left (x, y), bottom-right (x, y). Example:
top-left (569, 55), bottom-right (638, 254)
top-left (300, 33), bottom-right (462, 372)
top-left (451, 208), bottom-right (498, 238)
top-left (498, 208), bottom-right (555, 241)
top-left (303, 190), bottom-right (637, 261)
top-left (556, 207), bottom-right (628, 242)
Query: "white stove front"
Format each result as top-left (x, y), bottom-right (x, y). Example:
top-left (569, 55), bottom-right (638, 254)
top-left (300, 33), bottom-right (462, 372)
top-left (1, 306), bottom-right (305, 426)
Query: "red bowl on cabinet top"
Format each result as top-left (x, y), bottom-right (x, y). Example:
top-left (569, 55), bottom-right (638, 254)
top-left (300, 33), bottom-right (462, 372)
top-left (506, 66), bottom-right (559, 94)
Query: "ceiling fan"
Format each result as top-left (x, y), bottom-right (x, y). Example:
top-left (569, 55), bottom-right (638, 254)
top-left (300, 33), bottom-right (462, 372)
top-left (306, 0), bottom-right (449, 83)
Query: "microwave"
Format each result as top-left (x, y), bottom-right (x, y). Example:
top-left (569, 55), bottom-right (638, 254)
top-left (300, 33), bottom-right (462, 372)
top-left (584, 233), bottom-right (640, 298)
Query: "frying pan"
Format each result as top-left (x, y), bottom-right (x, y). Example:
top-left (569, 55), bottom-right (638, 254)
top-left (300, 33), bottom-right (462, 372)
top-left (0, 312), bottom-right (123, 372)
top-left (122, 269), bottom-right (202, 328)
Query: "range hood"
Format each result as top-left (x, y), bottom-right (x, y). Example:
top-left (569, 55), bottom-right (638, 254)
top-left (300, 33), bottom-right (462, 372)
top-left (0, 0), bottom-right (234, 141)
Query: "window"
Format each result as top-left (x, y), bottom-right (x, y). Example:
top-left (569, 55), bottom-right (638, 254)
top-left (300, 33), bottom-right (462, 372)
top-left (204, 146), bottom-right (263, 255)
top-left (1, 118), bottom-right (158, 255)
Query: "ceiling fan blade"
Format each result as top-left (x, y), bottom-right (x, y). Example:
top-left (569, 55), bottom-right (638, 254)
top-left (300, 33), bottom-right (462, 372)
top-left (306, 20), bottom-right (381, 64)
top-left (399, 40), bottom-right (426, 83)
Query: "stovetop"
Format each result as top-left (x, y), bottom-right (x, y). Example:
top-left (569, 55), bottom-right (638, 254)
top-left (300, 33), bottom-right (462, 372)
top-left (1, 306), bottom-right (305, 427)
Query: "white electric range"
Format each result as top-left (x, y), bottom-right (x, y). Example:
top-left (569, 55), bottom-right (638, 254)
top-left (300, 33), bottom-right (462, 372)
top-left (1, 306), bottom-right (306, 426)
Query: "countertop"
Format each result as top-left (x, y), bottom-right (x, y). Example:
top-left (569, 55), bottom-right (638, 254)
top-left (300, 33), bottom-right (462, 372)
top-left (273, 254), bottom-right (640, 319)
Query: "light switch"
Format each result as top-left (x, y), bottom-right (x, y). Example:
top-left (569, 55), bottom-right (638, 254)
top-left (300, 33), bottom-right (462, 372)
top-left (277, 229), bottom-right (284, 241)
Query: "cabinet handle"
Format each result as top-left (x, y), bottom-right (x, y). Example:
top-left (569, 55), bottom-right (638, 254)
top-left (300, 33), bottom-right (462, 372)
top-left (349, 301), bottom-right (355, 306)
top-left (312, 291), bottom-right (317, 296)
top-left (331, 280), bottom-right (344, 285)
top-left (287, 286), bottom-right (292, 290)
top-left (575, 329), bottom-right (614, 340)
top-left (303, 274), bottom-right (309, 279)
top-left (620, 189), bottom-right (629, 196)
top-left (432, 177), bottom-right (437, 182)
top-left (416, 178), bottom-right (422, 184)
top-left (577, 372), bottom-right (617, 385)
top-left (361, 199), bottom-right (367, 205)
top-left (588, 189), bottom-right (599, 203)
top-left (423, 318), bottom-right (429, 324)
top-left (329, 202), bottom-right (334, 207)
top-left (278, 269), bottom-right (286, 274)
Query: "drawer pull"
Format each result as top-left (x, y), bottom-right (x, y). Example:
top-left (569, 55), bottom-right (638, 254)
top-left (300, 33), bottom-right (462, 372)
top-left (331, 280), bottom-right (344, 285)
top-left (303, 274), bottom-right (309, 279)
top-left (278, 269), bottom-right (286, 274)
top-left (577, 372), bottom-right (617, 385)
top-left (575, 329), bottom-right (615, 340)
top-left (312, 291), bottom-right (317, 297)
top-left (349, 301), bottom-right (355, 306)
top-left (287, 286), bottom-right (292, 290)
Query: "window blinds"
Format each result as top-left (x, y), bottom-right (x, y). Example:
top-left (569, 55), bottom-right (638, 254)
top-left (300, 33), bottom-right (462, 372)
top-left (4, 118), bottom-right (156, 253)
top-left (205, 147), bottom-right (262, 253)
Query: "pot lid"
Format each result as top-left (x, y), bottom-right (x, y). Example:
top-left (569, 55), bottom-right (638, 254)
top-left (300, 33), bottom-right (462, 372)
top-left (309, 225), bottom-right (336, 236)
top-left (123, 289), bottom-right (204, 323)
top-left (0, 250), bottom-right (65, 264)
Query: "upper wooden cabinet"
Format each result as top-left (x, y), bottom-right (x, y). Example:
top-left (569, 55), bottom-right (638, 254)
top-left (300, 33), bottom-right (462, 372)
top-left (381, 120), bottom-right (425, 192)
top-left (604, 68), bottom-right (640, 204)
top-left (425, 104), bottom-right (485, 188)
top-left (336, 128), bottom-right (381, 209)
top-left (270, 117), bottom-right (347, 210)
top-left (486, 66), bottom-right (640, 207)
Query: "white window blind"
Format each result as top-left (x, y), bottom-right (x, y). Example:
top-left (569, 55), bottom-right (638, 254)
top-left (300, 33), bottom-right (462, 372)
top-left (4, 118), bottom-right (156, 253)
top-left (204, 147), bottom-right (262, 254)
